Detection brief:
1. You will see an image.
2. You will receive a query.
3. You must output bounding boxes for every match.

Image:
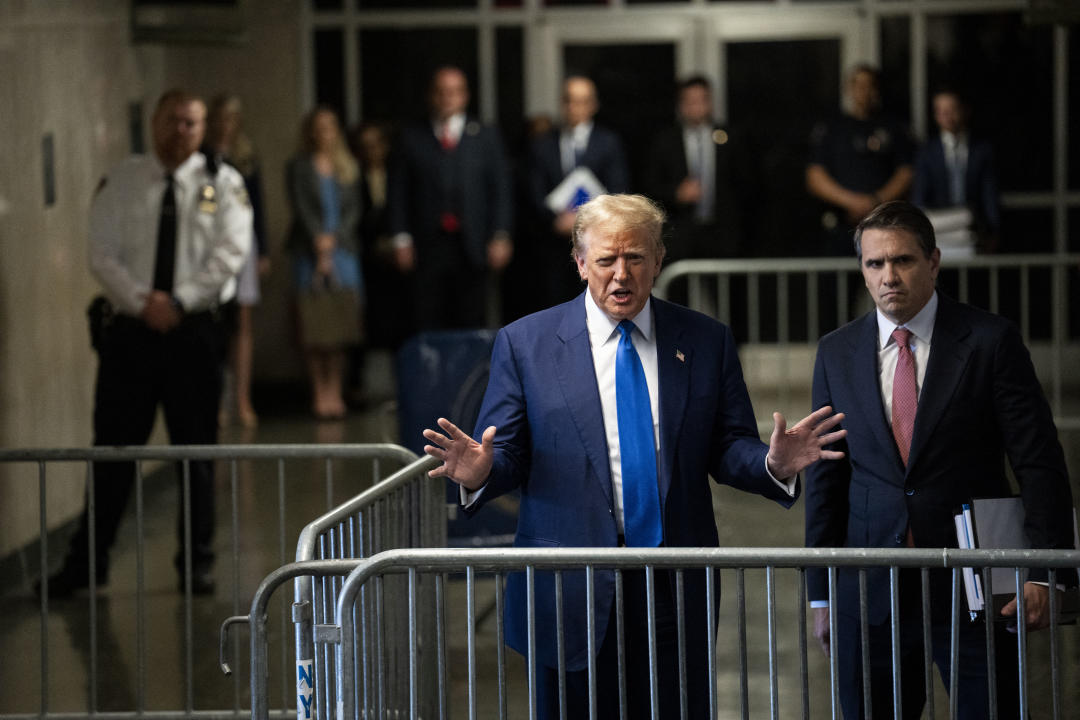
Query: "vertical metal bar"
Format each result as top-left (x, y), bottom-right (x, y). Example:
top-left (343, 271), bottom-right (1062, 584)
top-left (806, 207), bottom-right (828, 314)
top-left (921, 568), bottom-right (934, 720)
top-left (527, 566), bottom-right (537, 720)
top-left (766, 565), bottom-right (779, 720)
top-left (807, 271), bottom-right (820, 342)
top-left (984, 566), bottom-right (998, 720)
top-left (689, 274), bottom-right (704, 313)
top-left (1016, 568), bottom-right (1028, 718)
top-left (828, 567), bottom-right (840, 720)
top-left (496, 572), bottom-right (508, 720)
top-left (231, 459), bottom-right (241, 713)
top-left (949, 569), bottom-right (960, 720)
top-left (615, 570), bottom-right (627, 720)
top-left (675, 570), bottom-right (687, 720)
top-left (555, 570), bottom-right (567, 720)
top-left (737, 568), bottom-right (749, 720)
top-left (645, 567), bottom-right (659, 720)
top-left (182, 459), bottom-right (194, 714)
top-left (376, 575), bottom-right (386, 720)
top-left (409, 568), bottom-right (418, 720)
top-left (837, 271), bottom-right (849, 327)
top-left (279, 458), bottom-right (290, 713)
top-left (890, 566), bottom-right (902, 720)
top-left (1048, 568), bottom-right (1061, 720)
top-left (325, 457), bottom-right (334, 510)
top-left (39, 461), bottom-right (50, 717)
top-left (778, 272), bottom-right (790, 343)
top-left (797, 567), bottom-right (810, 720)
top-left (467, 566), bottom-right (477, 720)
top-left (858, 569), bottom-right (871, 720)
top-left (1051, 261), bottom-right (1065, 416)
top-left (706, 568), bottom-right (717, 720)
top-left (436, 573), bottom-right (447, 720)
top-left (717, 273), bottom-right (731, 326)
top-left (135, 461), bottom-right (147, 714)
top-left (587, 566), bottom-right (599, 720)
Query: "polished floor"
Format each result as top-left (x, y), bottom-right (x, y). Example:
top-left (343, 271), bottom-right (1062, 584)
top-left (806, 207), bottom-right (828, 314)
top-left (2, 352), bottom-right (1080, 719)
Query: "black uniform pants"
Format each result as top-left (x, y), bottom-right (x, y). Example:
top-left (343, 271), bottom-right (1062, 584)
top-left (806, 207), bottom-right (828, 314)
top-left (69, 313), bottom-right (224, 575)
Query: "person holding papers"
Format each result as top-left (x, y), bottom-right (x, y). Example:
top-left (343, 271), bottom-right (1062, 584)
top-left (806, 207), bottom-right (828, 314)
top-left (804, 200), bottom-right (1076, 719)
top-left (528, 76), bottom-right (630, 309)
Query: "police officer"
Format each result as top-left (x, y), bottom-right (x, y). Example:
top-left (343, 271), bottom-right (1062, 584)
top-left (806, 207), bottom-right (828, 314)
top-left (40, 89), bottom-right (252, 597)
top-left (806, 64), bottom-right (915, 256)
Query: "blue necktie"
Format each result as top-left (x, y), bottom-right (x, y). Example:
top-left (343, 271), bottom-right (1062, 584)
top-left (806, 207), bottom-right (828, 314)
top-left (616, 320), bottom-right (662, 547)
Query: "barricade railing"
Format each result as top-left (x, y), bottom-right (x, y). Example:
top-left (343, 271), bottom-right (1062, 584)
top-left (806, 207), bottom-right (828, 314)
top-left (654, 255), bottom-right (1080, 429)
top-left (234, 546), bottom-right (1080, 720)
top-left (288, 455), bottom-right (442, 720)
top-left (0, 443), bottom-right (418, 720)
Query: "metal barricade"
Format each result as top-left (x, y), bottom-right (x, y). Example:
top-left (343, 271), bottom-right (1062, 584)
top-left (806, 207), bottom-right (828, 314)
top-left (278, 546), bottom-right (1078, 720)
top-left (0, 444), bottom-right (417, 720)
top-left (286, 455), bottom-right (442, 720)
top-left (654, 255), bottom-right (1080, 429)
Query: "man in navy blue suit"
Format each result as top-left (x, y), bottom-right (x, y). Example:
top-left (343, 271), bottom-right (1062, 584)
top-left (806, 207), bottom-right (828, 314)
top-left (424, 194), bottom-right (846, 719)
top-left (526, 76), bottom-right (631, 311)
top-left (805, 201), bottom-right (1074, 719)
top-left (913, 89), bottom-right (1001, 249)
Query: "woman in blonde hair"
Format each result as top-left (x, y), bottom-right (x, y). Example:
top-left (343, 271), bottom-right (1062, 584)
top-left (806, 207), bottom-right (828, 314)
top-left (286, 106), bottom-right (362, 420)
top-left (206, 94), bottom-right (268, 428)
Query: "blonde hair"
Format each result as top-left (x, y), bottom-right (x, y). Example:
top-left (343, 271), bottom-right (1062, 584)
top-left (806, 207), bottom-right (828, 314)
top-left (300, 105), bottom-right (358, 185)
top-left (572, 194), bottom-right (666, 260)
top-left (207, 94), bottom-right (257, 176)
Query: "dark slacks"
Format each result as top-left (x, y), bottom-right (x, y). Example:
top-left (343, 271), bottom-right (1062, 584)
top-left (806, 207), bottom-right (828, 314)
top-left (535, 570), bottom-right (712, 720)
top-left (413, 230), bottom-right (487, 332)
top-left (68, 313), bottom-right (224, 575)
top-left (836, 572), bottom-right (1020, 720)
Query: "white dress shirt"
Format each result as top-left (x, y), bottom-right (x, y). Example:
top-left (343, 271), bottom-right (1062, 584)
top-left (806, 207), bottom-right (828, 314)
top-left (584, 291), bottom-right (661, 534)
top-left (432, 112), bottom-right (466, 148)
top-left (560, 121), bottom-right (594, 176)
top-left (89, 151), bottom-right (252, 315)
top-left (876, 291), bottom-right (937, 421)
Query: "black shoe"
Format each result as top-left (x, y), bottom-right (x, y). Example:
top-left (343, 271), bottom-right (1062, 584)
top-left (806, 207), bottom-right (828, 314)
top-left (34, 562), bottom-right (107, 600)
top-left (179, 567), bottom-right (215, 596)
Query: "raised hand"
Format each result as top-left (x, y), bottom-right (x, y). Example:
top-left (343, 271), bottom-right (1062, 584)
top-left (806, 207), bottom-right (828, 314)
top-left (423, 417), bottom-right (496, 491)
top-left (766, 405), bottom-right (846, 479)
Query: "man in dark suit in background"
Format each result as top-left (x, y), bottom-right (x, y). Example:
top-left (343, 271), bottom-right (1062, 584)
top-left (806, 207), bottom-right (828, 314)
top-left (805, 201), bottom-right (1075, 719)
top-left (527, 76), bottom-right (630, 310)
top-left (424, 194), bottom-right (845, 719)
top-left (388, 65), bottom-right (513, 331)
top-left (647, 75), bottom-right (743, 262)
top-left (913, 89), bottom-right (1001, 250)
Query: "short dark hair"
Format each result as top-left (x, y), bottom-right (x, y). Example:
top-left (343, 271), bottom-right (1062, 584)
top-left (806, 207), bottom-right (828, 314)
top-left (853, 201), bottom-right (936, 261)
top-left (678, 75), bottom-right (711, 94)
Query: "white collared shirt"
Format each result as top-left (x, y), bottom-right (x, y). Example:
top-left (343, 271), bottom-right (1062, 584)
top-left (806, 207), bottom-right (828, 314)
top-left (560, 121), bottom-right (594, 176)
top-left (432, 112), bottom-right (466, 147)
top-left (585, 291), bottom-right (661, 534)
top-left (876, 291), bottom-right (938, 424)
top-left (88, 151), bottom-right (253, 315)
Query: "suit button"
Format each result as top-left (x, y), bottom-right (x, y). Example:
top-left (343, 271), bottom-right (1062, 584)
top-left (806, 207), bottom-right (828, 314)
top-left (894, 534), bottom-right (904, 545)
top-left (905, 488), bottom-right (915, 496)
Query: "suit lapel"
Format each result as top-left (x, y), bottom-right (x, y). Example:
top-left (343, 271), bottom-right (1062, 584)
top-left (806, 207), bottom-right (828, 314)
top-left (849, 312), bottom-right (903, 473)
top-left (907, 296), bottom-right (972, 473)
top-left (554, 294), bottom-right (614, 508)
top-left (653, 300), bottom-right (689, 504)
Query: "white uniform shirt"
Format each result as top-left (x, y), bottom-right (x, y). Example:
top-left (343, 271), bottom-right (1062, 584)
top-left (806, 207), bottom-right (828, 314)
top-left (89, 151), bottom-right (253, 315)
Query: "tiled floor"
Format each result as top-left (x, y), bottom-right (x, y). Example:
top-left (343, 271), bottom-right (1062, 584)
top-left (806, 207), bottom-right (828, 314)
top-left (2, 359), bottom-right (1079, 719)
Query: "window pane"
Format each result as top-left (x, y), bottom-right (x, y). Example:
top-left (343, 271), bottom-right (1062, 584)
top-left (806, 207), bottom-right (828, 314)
top-left (880, 16), bottom-right (911, 125)
top-left (1070, 26), bottom-right (1080, 189)
top-left (926, 13), bottom-right (1053, 193)
top-left (726, 38), bottom-right (841, 257)
top-left (314, 28), bottom-right (345, 118)
top-left (359, 28), bottom-right (478, 125)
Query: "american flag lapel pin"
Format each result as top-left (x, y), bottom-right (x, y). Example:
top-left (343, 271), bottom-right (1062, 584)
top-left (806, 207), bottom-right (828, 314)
top-left (675, 349), bottom-right (685, 363)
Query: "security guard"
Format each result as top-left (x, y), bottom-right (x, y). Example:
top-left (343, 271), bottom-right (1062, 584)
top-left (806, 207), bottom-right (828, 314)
top-left (40, 89), bottom-right (252, 597)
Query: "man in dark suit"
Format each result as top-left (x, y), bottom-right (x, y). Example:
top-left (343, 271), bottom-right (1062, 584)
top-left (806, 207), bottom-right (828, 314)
top-left (388, 65), bottom-right (513, 330)
top-left (647, 75), bottom-right (743, 262)
top-left (424, 194), bottom-right (845, 719)
top-left (805, 201), bottom-right (1075, 719)
top-left (913, 89), bottom-right (1001, 249)
top-left (527, 76), bottom-right (631, 311)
